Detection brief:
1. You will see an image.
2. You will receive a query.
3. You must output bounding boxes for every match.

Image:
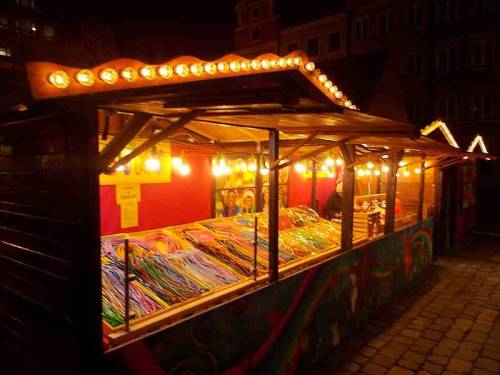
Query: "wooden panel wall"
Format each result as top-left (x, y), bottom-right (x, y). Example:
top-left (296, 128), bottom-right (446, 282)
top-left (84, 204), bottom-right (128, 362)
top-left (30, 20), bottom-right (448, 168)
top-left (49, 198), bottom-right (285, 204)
top-left (0, 105), bottom-right (101, 374)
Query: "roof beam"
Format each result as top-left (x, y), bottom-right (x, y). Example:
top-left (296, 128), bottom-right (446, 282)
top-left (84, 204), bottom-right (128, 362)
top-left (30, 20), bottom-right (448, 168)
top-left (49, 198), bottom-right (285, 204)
top-left (270, 132), bottom-right (318, 169)
top-left (104, 110), bottom-right (202, 173)
top-left (99, 113), bottom-right (152, 169)
top-left (277, 144), bottom-right (337, 170)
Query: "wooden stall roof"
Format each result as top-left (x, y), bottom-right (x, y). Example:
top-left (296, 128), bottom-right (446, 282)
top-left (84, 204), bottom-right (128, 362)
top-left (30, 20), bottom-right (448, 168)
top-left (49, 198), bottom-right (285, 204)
top-left (25, 51), bottom-right (491, 165)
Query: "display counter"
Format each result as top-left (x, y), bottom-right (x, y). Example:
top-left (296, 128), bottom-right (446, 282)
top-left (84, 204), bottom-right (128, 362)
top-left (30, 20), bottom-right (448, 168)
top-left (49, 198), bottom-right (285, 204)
top-left (106, 219), bottom-right (433, 374)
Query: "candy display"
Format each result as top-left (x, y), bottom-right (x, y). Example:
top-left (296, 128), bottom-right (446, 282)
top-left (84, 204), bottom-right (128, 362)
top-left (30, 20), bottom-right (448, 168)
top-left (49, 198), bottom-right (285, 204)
top-left (101, 206), bottom-right (342, 329)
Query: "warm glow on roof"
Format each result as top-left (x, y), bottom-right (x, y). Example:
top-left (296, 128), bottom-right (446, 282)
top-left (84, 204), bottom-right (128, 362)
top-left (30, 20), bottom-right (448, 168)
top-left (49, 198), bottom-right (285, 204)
top-left (420, 120), bottom-right (459, 149)
top-left (27, 51), bottom-right (357, 110)
top-left (467, 135), bottom-right (488, 154)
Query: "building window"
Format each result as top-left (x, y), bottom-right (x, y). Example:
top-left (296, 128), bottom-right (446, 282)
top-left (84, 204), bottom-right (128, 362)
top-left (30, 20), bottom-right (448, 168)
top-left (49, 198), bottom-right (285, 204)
top-left (328, 32), bottom-right (340, 51)
top-left (472, 95), bottom-right (493, 119)
top-left (355, 17), bottom-right (370, 40)
top-left (438, 44), bottom-right (458, 72)
top-left (436, 0), bottom-right (458, 24)
top-left (251, 7), bottom-right (259, 18)
top-left (307, 37), bottom-right (319, 56)
top-left (0, 15), bottom-right (7, 30)
top-left (407, 53), bottom-right (422, 74)
top-left (407, 102), bottom-right (423, 123)
top-left (287, 42), bottom-right (298, 53)
top-left (43, 25), bottom-right (55, 41)
top-left (0, 43), bottom-right (12, 57)
top-left (407, 3), bottom-right (421, 28)
top-left (471, 40), bottom-right (494, 67)
top-left (251, 28), bottom-right (260, 41)
top-left (379, 11), bottom-right (394, 35)
top-left (438, 98), bottom-right (457, 120)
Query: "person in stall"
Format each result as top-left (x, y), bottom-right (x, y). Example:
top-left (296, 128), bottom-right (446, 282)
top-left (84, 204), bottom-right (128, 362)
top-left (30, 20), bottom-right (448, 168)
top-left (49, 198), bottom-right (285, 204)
top-left (222, 189), bottom-right (242, 217)
top-left (241, 189), bottom-right (255, 213)
top-left (323, 179), bottom-right (343, 220)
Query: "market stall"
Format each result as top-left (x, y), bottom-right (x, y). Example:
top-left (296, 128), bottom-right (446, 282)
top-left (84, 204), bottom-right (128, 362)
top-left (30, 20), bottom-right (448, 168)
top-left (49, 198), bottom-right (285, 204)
top-left (0, 51), bottom-right (491, 374)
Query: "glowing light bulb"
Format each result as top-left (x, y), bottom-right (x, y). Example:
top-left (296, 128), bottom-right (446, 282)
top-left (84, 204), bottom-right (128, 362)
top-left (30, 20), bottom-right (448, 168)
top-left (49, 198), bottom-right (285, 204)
top-left (365, 169), bottom-right (372, 176)
top-left (212, 165), bottom-right (222, 176)
top-left (251, 60), bottom-right (261, 70)
top-left (158, 65), bottom-right (173, 79)
top-left (116, 165), bottom-right (125, 172)
top-left (335, 91), bottom-right (343, 99)
top-left (75, 69), bottom-right (95, 86)
top-left (320, 164), bottom-right (329, 172)
top-left (399, 161), bottom-right (407, 167)
top-left (374, 170), bottom-right (381, 176)
top-left (294, 162), bottom-right (306, 173)
top-left (175, 64), bottom-right (189, 77)
top-left (396, 172), bottom-right (400, 177)
top-left (329, 85), bottom-right (338, 94)
top-left (204, 62), bottom-right (217, 75)
top-left (121, 67), bottom-right (139, 82)
top-left (248, 162), bottom-right (257, 172)
top-left (324, 80), bottom-right (333, 89)
top-left (172, 156), bottom-right (183, 168)
top-left (367, 162), bottom-right (374, 169)
top-left (140, 65), bottom-right (157, 80)
top-left (414, 168), bottom-right (421, 174)
top-left (48, 70), bottom-right (70, 88)
top-left (99, 68), bottom-right (118, 84)
top-left (179, 163), bottom-right (191, 176)
top-left (145, 158), bottom-right (160, 171)
top-left (270, 59), bottom-right (278, 68)
top-left (261, 59), bottom-right (270, 69)
top-left (240, 160), bottom-right (247, 172)
top-left (424, 161), bottom-right (429, 167)
top-left (336, 158), bottom-right (343, 166)
top-left (382, 165), bottom-right (390, 173)
top-left (286, 57), bottom-right (294, 67)
top-left (463, 156), bottom-right (469, 160)
top-left (305, 62), bottom-right (315, 71)
top-left (190, 63), bottom-right (204, 76)
top-left (357, 169), bottom-right (365, 177)
top-left (278, 58), bottom-right (287, 68)
top-left (217, 61), bottom-right (229, 73)
top-left (294, 57), bottom-right (303, 66)
top-left (229, 61), bottom-right (241, 72)
top-left (382, 154), bottom-right (389, 159)
top-left (403, 170), bottom-right (410, 177)
top-left (345, 100), bottom-right (352, 107)
top-left (240, 61), bottom-right (251, 71)
top-left (318, 74), bottom-right (328, 83)
top-left (260, 167), bottom-right (269, 175)
top-left (325, 157), bottom-right (334, 166)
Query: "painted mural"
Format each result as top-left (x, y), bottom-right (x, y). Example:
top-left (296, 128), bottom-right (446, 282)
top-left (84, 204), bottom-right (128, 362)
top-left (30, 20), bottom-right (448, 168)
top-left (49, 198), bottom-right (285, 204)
top-left (109, 220), bottom-right (433, 374)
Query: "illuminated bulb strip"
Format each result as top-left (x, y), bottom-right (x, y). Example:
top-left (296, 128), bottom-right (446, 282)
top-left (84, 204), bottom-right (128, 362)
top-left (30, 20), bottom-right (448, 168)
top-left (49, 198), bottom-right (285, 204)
top-left (467, 135), bottom-right (488, 154)
top-left (421, 120), bottom-right (459, 148)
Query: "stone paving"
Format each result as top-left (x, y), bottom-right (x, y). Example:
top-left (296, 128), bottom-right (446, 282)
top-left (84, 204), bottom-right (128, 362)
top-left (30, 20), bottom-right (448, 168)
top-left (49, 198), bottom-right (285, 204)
top-left (322, 236), bottom-right (500, 374)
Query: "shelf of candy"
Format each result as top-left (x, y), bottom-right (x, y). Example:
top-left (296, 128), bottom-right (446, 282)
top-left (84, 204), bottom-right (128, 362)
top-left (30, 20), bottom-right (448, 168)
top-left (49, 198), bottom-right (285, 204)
top-left (100, 206), bottom-right (342, 331)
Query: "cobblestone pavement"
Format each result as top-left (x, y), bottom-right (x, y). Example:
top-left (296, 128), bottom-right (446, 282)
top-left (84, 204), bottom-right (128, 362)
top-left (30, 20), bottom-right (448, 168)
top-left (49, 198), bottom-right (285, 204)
top-left (323, 236), bottom-right (500, 374)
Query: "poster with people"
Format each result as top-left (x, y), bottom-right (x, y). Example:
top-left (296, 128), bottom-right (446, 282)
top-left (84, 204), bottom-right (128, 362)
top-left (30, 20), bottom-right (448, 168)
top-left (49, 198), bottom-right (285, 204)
top-left (214, 157), bottom-right (288, 217)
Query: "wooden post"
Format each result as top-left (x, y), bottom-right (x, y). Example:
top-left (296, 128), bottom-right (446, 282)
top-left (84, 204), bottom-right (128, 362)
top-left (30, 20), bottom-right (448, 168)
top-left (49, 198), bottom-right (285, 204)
top-left (340, 143), bottom-right (355, 251)
top-left (417, 156), bottom-right (426, 221)
top-left (255, 152), bottom-right (263, 212)
top-left (384, 152), bottom-right (403, 234)
top-left (311, 159), bottom-right (318, 212)
top-left (268, 130), bottom-right (279, 282)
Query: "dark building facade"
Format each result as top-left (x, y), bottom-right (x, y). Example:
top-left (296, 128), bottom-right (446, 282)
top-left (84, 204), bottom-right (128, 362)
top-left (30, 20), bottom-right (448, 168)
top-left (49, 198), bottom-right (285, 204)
top-left (234, 0), bottom-right (500, 153)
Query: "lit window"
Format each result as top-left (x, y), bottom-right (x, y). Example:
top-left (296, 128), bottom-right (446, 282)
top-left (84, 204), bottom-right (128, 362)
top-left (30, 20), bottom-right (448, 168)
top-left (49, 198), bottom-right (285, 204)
top-left (307, 37), bottom-right (319, 56)
top-left (0, 43), bottom-right (12, 58)
top-left (328, 32), bottom-right (340, 51)
top-left (407, 3), bottom-right (421, 28)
